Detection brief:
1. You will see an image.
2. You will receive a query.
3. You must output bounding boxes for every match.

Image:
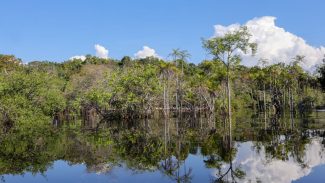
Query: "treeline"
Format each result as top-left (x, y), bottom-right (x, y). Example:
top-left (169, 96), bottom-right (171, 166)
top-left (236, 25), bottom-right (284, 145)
top-left (0, 27), bottom-right (324, 128)
top-left (0, 51), bottom-right (324, 128)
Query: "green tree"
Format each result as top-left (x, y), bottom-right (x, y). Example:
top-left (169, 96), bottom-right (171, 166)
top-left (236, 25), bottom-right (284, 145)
top-left (318, 55), bottom-right (325, 91)
top-left (203, 26), bottom-right (257, 137)
top-left (0, 54), bottom-right (22, 74)
top-left (169, 49), bottom-right (191, 113)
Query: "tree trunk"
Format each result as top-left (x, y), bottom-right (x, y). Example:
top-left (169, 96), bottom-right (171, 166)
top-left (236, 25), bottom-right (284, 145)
top-left (167, 77), bottom-right (170, 116)
top-left (163, 82), bottom-right (167, 117)
top-left (263, 84), bottom-right (266, 112)
top-left (263, 84), bottom-right (267, 130)
top-left (283, 86), bottom-right (286, 113)
top-left (180, 62), bottom-right (184, 114)
top-left (227, 69), bottom-right (232, 144)
top-left (175, 61), bottom-right (179, 114)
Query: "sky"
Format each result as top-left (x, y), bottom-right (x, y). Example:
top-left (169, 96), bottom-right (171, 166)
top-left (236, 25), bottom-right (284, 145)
top-left (1, 0), bottom-right (325, 70)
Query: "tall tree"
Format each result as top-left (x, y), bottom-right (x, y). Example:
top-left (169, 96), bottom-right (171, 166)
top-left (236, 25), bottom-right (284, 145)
top-left (169, 49), bottom-right (191, 113)
top-left (158, 61), bottom-right (176, 117)
top-left (203, 26), bottom-right (257, 139)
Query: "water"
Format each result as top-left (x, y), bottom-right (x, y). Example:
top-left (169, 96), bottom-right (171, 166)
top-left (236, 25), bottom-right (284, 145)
top-left (1, 111), bottom-right (325, 183)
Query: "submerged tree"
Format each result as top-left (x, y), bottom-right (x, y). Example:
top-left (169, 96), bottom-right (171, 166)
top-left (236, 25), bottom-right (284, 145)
top-left (169, 49), bottom-right (191, 114)
top-left (203, 26), bottom-right (257, 138)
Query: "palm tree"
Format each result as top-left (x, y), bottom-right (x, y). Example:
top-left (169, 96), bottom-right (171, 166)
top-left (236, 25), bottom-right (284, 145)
top-left (158, 61), bottom-right (177, 117)
top-left (169, 49), bottom-right (191, 114)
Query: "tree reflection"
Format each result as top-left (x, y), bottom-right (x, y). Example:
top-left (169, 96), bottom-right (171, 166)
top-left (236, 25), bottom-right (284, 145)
top-left (212, 144), bottom-right (245, 183)
top-left (0, 110), bottom-right (324, 182)
top-left (253, 113), bottom-right (311, 166)
top-left (159, 117), bottom-right (193, 183)
top-left (203, 117), bottom-right (246, 183)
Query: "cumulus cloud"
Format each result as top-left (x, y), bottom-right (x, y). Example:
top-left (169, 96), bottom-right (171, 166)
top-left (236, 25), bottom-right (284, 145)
top-left (213, 16), bottom-right (325, 71)
top-left (69, 44), bottom-right (109, 61)
top-left (94, 44), bottom-right (109, 59)
top-left (134, 46), bottom-right (160, 59)
top-left (69, 55), bottom-right (86, 61)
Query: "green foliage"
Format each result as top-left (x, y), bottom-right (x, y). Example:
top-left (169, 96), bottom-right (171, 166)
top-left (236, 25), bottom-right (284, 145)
top-left (0, 54), bottom-right (22, 73)
top-left (0, 69), bottom-right (66, 127)
top-left (113, 130), bottom-right (164, 170)
top-left (318, 56), bottom-right (325, 90)
top-left (203, 26), bottom-right (257, 67)
top-left (0, 49), bottom-right (324, 130)
top-left (108, 63), bottom-right (162, 114)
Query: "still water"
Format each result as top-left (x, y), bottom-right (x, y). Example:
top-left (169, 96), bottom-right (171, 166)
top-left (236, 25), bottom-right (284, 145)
top-left (1, 111), bottom-right (325, 183)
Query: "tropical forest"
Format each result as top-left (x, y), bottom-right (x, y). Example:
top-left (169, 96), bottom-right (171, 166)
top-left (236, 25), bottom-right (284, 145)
top-left (1, 1), bottom-right (325, 183)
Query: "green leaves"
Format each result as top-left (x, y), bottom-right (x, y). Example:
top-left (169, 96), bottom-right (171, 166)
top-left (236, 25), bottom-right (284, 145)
top-left (85, 88), bottom-right (112, 109)
top-left (107, 63), bottom-right (162, 113)
top-left (318, 56), bottom-right (325, 90)
top-left (0, 69), bottom-right (66, 127)
top-left (203, 26), bottom-right (257, 67)
top-left (0, 54), bottom-right (22, 73)
top-left (0, 44), bottom-right (324, 129)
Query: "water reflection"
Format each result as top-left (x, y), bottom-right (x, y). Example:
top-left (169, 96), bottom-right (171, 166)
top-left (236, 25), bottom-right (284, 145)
top-left (236, 139), bottom-right (325, 183)
top-left (0, 111), bottom-right (324, 183)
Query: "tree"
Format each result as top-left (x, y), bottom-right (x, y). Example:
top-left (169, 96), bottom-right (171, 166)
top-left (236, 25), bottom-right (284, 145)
top-left (0, 54), bottom-right (22, 74)
top-left (197, 60), bottom-right (226, 113)
top-left (108, 63), bottom-right (161, 118)
top-left (169, 49), bottom-right (191, 113)
top-left (203, 26), bottom-right (257, 140)
top-left (158, 61), bottom-right (177, 117)
top-left (120, 56), bottom-right (132, 68)
top-left (0, 70), bottom-right (66, 127)
top-left (318, 55), bottom-right (325, 91)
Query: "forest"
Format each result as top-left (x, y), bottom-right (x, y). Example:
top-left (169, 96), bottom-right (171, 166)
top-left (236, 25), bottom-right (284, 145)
top-left (0, 27), bottom-right (325, 132)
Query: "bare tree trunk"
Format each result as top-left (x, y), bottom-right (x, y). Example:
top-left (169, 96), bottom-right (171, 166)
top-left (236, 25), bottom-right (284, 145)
top-left (263, 84), bottom-right (267, 130)
top-left (257, 91), bottom-right (261, 112)
top-left (289, 87), bottom-right (294, 113)
top-left (176, 61), bottom-right (179, 114)
top-left (227, 69), bottom-right (232, 144)
top-left (252, 88), bottom-right (256, 112)
top-left (289, 87), bottom-right (292, 112)
top-left (180, 62), bottom-right (183, 115)
top-left (163, 82), bottom-right (167, 117)
top-left (292, 88), bottom-right (295, 113)
top-left (176, 85), bottom-right (178, 111)
top-left (164, 117), bottom-right (167, 153)
top-left (283, 86), bottom-right (286, 113)
top-left (263, 84), bottom-right (266, 112)
top-left (166, 77), bottom-right (170, 117)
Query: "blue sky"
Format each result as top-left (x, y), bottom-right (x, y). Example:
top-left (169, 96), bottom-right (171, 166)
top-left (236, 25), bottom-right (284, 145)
top-left (1, 0), bottom-right (325, 65)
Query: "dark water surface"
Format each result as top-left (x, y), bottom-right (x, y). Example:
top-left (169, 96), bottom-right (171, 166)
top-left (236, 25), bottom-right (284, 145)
top-left (1, 111), bottom-right (325, 183)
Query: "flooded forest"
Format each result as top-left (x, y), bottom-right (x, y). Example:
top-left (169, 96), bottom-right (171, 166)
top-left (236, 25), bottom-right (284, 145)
top-left (1, 27), bottom-right (325, 182)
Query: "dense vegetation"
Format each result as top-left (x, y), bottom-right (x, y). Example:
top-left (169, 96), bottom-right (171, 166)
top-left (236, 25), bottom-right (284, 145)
top-left (0, 28), bottom-right (324, 131)
top-left (0, 28), bottom-right (325, 183)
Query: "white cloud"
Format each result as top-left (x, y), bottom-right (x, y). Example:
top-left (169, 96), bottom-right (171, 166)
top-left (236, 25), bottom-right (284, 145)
top-left (69, 55), bottom-right (86, 61)
top-left (212, 139), bottom-right (325, 183)
top-left (94, 44), bottom-right (109, 59)
top-left (69, 44), bottom-right (109, 61)
top-left (213, 16), bottom-right (325, 71)
top-left (134, 46), bottom-right (160, 59)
